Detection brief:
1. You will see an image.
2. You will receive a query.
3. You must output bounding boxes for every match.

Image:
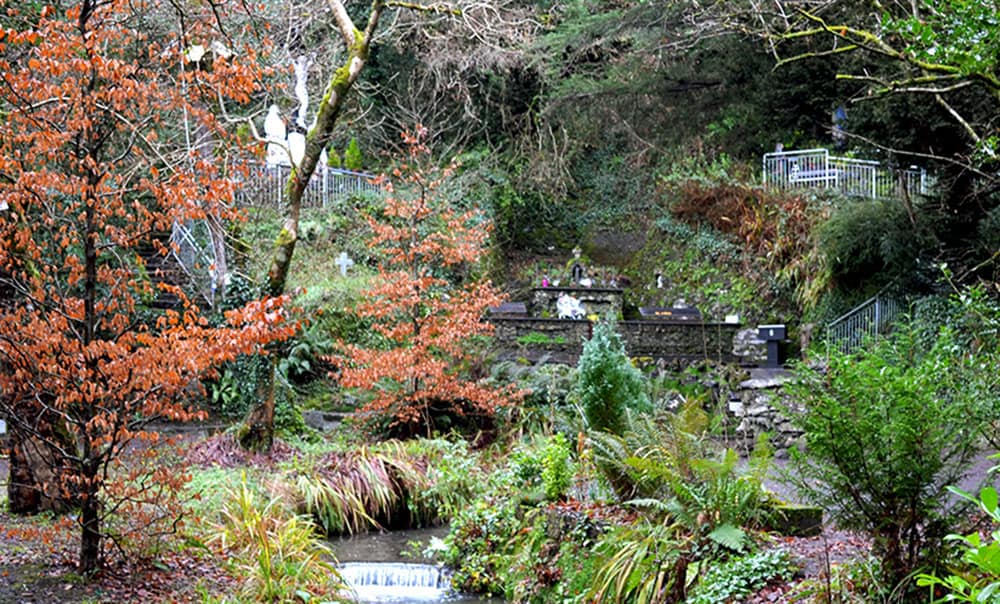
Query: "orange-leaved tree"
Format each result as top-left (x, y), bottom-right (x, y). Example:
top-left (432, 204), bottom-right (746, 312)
top-left (332, 129), bottom-right (519, 438)
top-left (0, 0), bottom-right (293, 573)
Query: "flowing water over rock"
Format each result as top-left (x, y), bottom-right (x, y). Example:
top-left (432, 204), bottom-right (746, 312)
top-left (339, 562), bottom-right (454, 602)
top-left (332, 527), bottom-right (501, 603)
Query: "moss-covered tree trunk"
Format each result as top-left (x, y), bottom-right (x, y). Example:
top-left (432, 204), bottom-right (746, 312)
top-left (242, 0), bottom-right (385, 451)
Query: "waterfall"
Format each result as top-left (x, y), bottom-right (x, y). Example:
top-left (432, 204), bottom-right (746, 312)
top-left (339, 562), bottom-right (454, 602)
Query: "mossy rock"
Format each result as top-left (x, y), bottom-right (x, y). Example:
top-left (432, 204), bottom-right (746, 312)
top-left (769, 503), bottom-right (823, 537)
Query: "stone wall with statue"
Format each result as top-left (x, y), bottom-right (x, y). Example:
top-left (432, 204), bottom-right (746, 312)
top-left (531, 287), bottom-right (623, 319)
top-left (492, 286), bottom-right (771, 367)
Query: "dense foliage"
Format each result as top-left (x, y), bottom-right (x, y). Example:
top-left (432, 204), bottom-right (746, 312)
top-left (330, 131), bottom-right (519, 437)
top-left (784, 317), bottom-right (997, 594)
top-left (0, 0), bottom-right (294, 572)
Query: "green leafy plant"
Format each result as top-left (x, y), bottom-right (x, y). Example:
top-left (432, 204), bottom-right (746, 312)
top-left (516, 332), bottom-right (568, 346)
top-left (688, 549), bottom-right (797, 604)
top-left (541, 433), bottom-right (574, 502)
top-left (586, 406), bottom-right (774, 603)
top-left (443, 496), bottom-right (523, 596)
top-left (784, 321), bottom-right (994, 594)
top-left (916, 462), bottom-right (1000, 603)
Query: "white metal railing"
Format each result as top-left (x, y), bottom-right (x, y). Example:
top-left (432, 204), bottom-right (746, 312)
top-left (825, 293), bottom-right (904, 356)
top-left (167, 164), bottom-right (383, 305)
top-left (763, 148), bottom-right (929, 200)
top-left (234, 163), bottom-right (382, 208)
top-left (170, 219), bottom-right (218, 305)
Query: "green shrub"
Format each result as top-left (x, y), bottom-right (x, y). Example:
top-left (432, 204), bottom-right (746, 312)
top-left (443, 496), bottom-right (522, 596)
top-left (591, 407), bottom-right (773, 545)
top-left (515, 331), bottom-right (568, 346)
top-left (540, 433), bottom-right (574, 502)
top-left (817, 197), bottom-right (928, 290)
top-left (208, 354), bottom-right (270, 419)
top-left (576, 320), bottom-right (650, 435)
top-left (403, 438), bottom-right (486, 521)
top-left (326, 148), bottom-right (341, 168)
top-left (688, 549), bottom-right (797, 604)
top-left (784, 320), bottom-right (994, 595)
top-left (490, 361), bottom-right (577, 438)
top-left (343, 137), bottom-right (363, 171)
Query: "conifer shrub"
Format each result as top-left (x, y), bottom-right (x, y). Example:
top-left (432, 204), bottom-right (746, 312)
top-left (343, 137), bottom-right (363, 171)
top-left (326, 148), bottom-right (342, 168)
top-left (576, 320), bottom-right (650, 434)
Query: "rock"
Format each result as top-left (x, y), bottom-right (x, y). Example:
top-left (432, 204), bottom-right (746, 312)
top-left (768, 503), bottom-right (824, 537)
top-left (302, 410), bottom-right (346, 432)
top-left (732, 328), bottom-right (767, 363)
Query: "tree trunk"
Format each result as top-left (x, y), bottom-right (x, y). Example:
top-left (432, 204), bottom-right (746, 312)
top-left (237, 358), bottom-right (277, 452)
top-left (6, 407), bottom-right (78, 514)
top-left (246, 0), bottom-right (384, 451)
top-left (7, 429), bottom-right (41, 514)
top-left (78, 464), bottom-right (101, 574)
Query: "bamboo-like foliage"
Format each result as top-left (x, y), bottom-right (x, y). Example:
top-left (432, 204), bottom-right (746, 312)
top-left (589, 522), bottom-right (688, 604)
top-left (212, 474), bottom-right (347, 603)
top-left (290, 441), bottom-right (447, 535)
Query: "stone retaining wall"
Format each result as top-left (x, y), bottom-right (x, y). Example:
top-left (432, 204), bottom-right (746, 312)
top-left (491, 317), bottom-right (742, 363)
top-left (726, 369), bottom-right (804, 457)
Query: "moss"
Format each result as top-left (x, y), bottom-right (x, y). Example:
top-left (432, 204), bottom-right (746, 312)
top-left (768, 502), bottom-right (824, 537)
top-left (274, 226), bottom-right (295, 248)
top-left (351, 28), bottom-right (366, 57)
top-left (333, 64), bottom-right (351, 88)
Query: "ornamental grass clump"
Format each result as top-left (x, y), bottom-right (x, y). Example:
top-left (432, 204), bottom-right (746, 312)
top-left (211, 473), bottom-right (345, 603)
top-left (286, 438), bottom-right (486, 535)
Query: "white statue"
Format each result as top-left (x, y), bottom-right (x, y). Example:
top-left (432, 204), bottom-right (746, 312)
top-left (293, 55), bottom-right (311, 130)
top-left (263, 56), bottom-right (313, 168)
top-left (264, 104), bottom-right (287, 166)
top-left (557, 293), bottom-right (586, 320)
top-left (288, 130), bottom-right (306, 167)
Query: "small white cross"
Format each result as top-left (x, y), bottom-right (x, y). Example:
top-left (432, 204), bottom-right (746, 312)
top-left (335, 251), bottom-right (354, 276)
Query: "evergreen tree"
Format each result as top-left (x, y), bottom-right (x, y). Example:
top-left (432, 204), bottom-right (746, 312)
top-left (344, 137), bottom-right (363, 171)
top-left (576, 320), bottom-right (650, 434)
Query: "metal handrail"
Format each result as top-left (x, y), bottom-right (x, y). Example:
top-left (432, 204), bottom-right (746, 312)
top-left (234, 162), bottom-right (382, 208)
top-left (825, 293), bottom-right (904, 357)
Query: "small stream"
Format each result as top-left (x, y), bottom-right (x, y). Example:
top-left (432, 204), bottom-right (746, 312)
top-left (331, 527), bottom-right (502, 603)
